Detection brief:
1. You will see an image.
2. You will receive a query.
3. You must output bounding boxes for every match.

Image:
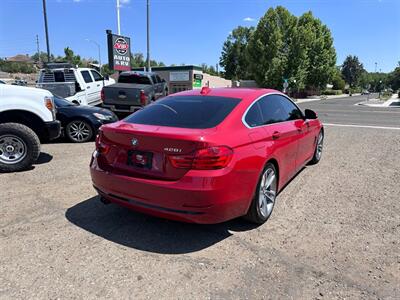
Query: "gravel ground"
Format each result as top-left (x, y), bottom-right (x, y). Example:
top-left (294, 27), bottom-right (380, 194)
top-left (0, 126), bottom-right (399, 299)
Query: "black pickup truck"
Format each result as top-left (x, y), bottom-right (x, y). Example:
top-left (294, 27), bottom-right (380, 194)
top-left (101, 71), bottom-right (168, 113)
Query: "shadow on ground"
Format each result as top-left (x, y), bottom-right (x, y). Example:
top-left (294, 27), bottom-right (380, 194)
top-left (35, 152), bottom-right (53, 165)
top-left (65, 196), bottom-right (259, 254)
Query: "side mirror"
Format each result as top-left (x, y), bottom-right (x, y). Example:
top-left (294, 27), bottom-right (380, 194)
top-left (304, 109), bottom-right (318, 119)
top-left (104, 75), bottom-right (109, 80)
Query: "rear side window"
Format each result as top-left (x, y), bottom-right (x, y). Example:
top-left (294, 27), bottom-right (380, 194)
top-left (245, 102), bottom-right (264, 127)
top-left (125, 96), bottom-right (241, 129)
top-left (118, 74), bottom-right (151, 85)
top-left (81, 71), bottom-right (93, 83)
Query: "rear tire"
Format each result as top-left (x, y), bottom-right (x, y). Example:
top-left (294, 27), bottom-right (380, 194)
top-left (0, 123), bottom-right (40, 172)
top-left (244, 163), bottom-right (278, 224)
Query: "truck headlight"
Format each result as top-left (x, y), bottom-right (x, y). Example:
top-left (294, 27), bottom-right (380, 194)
top-left (93, 113), bottom-right (109, 121)
top-left (44, 96), bottom-right (56, 120)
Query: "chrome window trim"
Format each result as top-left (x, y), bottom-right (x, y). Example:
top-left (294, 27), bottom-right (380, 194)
top-left (241, 92), bottom-right (304, 129)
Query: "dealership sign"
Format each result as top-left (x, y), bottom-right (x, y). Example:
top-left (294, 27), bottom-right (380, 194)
top-left (107, 31), bottom-right (131, 71)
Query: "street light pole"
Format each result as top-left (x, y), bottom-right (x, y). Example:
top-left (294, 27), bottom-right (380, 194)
top-left (146, 0), bottom-right (151, 72)
top-left (85, 39), bottom-right (101, 71)
top-left (116, 0), bottom-right (121, 35)
top-left (42, 0), bottom-right (51, 63)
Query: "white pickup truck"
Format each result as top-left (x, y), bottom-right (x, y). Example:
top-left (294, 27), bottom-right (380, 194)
top-left (36, 63), bottom-right (115, 106)
top-left (0, 83), bottom-right (61, 172)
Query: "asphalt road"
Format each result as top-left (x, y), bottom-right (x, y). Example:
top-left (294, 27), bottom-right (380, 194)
top-left (1, 97), bottom-right (399, 299)
top-left (298, 94), bottom-right (400, 128)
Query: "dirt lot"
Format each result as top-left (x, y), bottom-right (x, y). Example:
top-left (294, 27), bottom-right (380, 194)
top-left (1, 126), bottom-right (399, 299)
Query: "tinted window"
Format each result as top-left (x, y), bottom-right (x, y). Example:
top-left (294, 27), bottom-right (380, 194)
top-left (81, 71), bottom-right (93, 83)
top-left (155, 75), bottom-right (162, 83)
top-left (244, 102), bottom-right (263, 127)
top-left (125, 96), bottom-right (241, 129)
top-left (90, 70), bottom-right (103, 82)
top-left (54, 71), bottom-right (65, 82)
top-left (278, 95), bottom-right (303, 120)
top-left (258, 95), bottom-right (288, 125)
top-left (118, 74), bottom-right (151, 84)
top-left (151, 75), bottom-right (158, 84)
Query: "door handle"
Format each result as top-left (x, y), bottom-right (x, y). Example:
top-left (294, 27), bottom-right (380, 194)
top-left (272, 131), bottom-right (281, 140)
top-left (97, 84), bottom-right (100, 87)
top-left (87, 86), bottom-right (90, 89)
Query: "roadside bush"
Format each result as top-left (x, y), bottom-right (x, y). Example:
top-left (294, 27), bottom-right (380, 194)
top-left (321, 89), bottom-right (343, 95)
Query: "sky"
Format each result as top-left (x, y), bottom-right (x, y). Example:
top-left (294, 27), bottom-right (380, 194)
top-left (0, 0), bottom-right (399, 72)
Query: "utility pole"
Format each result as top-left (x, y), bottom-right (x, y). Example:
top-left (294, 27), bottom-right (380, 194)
top-left (85, 39), bottom-right (101, 71)
top-left (42, 0), bottom-right (51, 63)
top-left (36, 35), bottom-right (40, 63)
top-left (146, 0), bottom-right (151, 72)
top-left (116, 0), bottom-right (121, 35)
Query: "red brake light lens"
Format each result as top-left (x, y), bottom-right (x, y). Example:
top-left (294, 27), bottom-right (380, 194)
top-left (169, 146), bottom-right (233, 170)
top-left (140, 90), bottom-right (147, 106)
top-left (95, 130), bottom-right (110, 154)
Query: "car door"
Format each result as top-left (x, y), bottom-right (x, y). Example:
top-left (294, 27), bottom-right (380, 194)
top-left (257, 95), bottom-right (301, 184)
top-left (80, 70), bottom-right (96, 105)
top-left (278, 95), bottom-right (315, 168)
top-left (90, 69), bottom-right (105, 102)
top-left (150, 74), bottom-right (161, 98)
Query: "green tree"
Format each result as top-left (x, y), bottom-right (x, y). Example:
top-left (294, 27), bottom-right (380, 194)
top-left (388, 62), bottom-right (400, 91)
top-left (220, 26), bottom-right (254, 80)
top-left (331, 68), bottom-right (346, 90)
top-left (341, 55), bottom-right (364, 88)
top-left (298, 12), bottom-right (336, 90)
top-left (247, 6), bottom-right (296, 89)
top-left (63, 47), bottom-right (82, 66)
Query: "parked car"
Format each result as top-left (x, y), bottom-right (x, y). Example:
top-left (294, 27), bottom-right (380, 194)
top-left (36, 63), bottom-right (115, 106)
top-left (0, 84), bottom-right (61, 172)
top-left (101, 71), bottom-right (168, 113)
top-left (54, 96), bottom-right (118, 143)
top-left (0, 80), bottom-right (6, 84)
top-left (90, 87), bottom-right (324, 224)
top-left (361, 90), bottom-right (370, 95)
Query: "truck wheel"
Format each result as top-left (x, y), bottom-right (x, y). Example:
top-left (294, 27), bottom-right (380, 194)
top-left (0, 123), bottom-right (41, 172)
top-left (65, 120), bottom-right (93, 143)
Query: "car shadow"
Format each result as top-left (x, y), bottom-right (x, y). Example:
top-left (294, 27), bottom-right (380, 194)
top-left (65, 196), bottom-right (259, 254)
top-left (34, 152), bottom-right (53, 165)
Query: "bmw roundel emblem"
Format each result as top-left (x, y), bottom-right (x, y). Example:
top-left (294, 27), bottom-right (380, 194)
top-left (131, 138), bottom-right (139, 146)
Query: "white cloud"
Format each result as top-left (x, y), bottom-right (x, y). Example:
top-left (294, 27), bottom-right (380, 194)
top-left (243, 17), bottom-right (255, 22)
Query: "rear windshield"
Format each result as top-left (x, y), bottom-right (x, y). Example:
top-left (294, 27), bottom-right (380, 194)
top-left (118, 74), bottom-right (151, 85)
top-left (125, 96), bottom-right (241, 129)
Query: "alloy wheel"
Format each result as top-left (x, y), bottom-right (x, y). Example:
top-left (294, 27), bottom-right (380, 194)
top-left (0, 134), bottom-right (27, 164)
top-left (316, 131), bottom-right (324, 160)
top-left (258, 167), bottom-right (277, 218)
top-left (67, 121), bottom-right (91, 142)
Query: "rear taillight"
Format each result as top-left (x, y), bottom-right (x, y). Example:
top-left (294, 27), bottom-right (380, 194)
top-left (169, 146), bottom-right (233, 170)
top-left (140, 90), bottom-right (147, 106)
top-left (95, 130), bottom-right (110, 154)
top-left (100, 88), bottom-right (105, 102)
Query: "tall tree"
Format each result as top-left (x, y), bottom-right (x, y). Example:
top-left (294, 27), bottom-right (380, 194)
top-left (388, 62), bottom-right (400, 91)
top-left (220, 26), bottom-right (254, 80)
top-left (247, 7), bottom-right (296, 89)
top-left (341, 55), bottom-right (364, 88)
top-left (297, 12), bottom-right (336, 90)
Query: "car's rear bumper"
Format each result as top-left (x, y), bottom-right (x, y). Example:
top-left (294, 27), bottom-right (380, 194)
top-left (43, 120), bottom-right (61, 140)
top-left (90, 156), bottom-right (253, 224)
top-left (102, 104), bottom-right (142, 113)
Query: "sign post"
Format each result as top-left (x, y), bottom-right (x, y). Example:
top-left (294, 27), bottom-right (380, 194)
top-left (106, 29), bottom-right (131, 72)
top-left (283, 79), bottom-right (289, 94)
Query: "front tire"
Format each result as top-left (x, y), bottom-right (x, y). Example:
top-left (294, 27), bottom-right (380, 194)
top-left (65, 120), bottom-right (93, 143)
top-left (0, 123), bottom-right (40, 172)
top-left (309, 129), bottom-right (324, 165)
top-left (244, 163), bottom-right (278, 224)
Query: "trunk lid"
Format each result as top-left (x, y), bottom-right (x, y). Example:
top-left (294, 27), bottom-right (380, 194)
top-left (98, 122), bottom-right (213, 180)
top-left (103, 83), bottom-right (150, 106)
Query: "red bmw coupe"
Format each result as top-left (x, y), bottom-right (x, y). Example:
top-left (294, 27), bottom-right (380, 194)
top-left (90, 87), bottom-right (323, 224)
